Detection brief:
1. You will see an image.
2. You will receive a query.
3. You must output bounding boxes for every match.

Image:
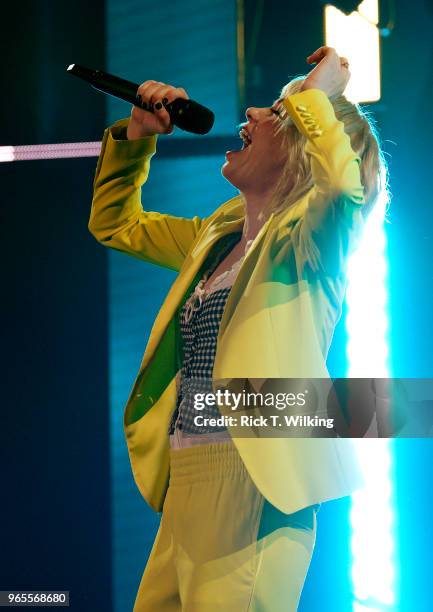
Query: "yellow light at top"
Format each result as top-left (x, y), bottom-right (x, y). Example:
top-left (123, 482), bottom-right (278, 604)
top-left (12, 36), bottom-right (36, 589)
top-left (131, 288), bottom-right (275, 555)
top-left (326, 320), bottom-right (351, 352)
top-left (324, 0), bottom-right (381, 103)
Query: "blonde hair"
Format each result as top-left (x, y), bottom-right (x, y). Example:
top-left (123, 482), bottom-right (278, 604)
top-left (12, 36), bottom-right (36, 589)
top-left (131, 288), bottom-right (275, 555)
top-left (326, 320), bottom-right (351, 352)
top-left (266, 75), bottom-right (389, 220)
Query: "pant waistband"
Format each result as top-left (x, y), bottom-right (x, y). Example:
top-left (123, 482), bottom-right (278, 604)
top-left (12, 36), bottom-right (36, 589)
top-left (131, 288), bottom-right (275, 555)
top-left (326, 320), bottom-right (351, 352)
top-left (169, 441), bottom-right (250, 486)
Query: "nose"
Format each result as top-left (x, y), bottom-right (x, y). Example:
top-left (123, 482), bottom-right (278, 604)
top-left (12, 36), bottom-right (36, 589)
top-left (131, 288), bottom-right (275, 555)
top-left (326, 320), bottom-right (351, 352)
top-left (245, 107), bottom-right (261, 122)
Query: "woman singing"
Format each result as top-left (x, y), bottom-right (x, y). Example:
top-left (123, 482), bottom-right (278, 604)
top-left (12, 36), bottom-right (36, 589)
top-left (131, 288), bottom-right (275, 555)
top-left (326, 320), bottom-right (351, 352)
top-left (89, 46), bottom-right (386, 611)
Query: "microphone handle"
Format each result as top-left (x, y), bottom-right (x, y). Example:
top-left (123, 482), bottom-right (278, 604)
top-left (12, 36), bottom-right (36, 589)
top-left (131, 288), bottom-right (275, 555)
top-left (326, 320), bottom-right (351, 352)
top-left (67, 64), bottom-right (155, 109)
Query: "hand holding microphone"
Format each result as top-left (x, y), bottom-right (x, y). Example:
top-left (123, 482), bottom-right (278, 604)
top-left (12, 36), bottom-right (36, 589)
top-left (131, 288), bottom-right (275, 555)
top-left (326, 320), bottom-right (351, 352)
top-left (128, 80), bottom-right (190, 140)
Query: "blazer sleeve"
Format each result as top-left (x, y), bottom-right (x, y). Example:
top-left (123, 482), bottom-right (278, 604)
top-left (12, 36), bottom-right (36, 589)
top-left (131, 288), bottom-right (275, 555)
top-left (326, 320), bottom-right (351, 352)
top-left (282, 88), bottom-right (367, 275)
top-left (88, 118), bottom-right (205, 272)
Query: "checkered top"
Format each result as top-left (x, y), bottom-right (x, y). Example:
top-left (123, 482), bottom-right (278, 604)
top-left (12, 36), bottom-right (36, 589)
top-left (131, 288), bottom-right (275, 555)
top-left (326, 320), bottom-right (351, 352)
top-left (168, 286), bottom-right (232, 435)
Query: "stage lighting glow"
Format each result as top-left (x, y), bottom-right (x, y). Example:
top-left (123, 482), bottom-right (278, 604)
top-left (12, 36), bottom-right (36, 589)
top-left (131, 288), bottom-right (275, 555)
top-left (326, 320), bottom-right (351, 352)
top-left (345, 183), bottom-right (395, 609)
top-left (324, 0), bottom-right (381, 103)
top-left (350, 440), bottom-right (395, 605)
top-left (353, 604), bottom-right (380, 612)
top-left (346, 190), bottom-right (389, 379)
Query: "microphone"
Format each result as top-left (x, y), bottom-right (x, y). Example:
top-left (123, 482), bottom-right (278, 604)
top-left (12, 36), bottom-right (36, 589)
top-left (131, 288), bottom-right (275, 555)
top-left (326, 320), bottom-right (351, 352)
top-left (66, 64), bottom-right (215, 135)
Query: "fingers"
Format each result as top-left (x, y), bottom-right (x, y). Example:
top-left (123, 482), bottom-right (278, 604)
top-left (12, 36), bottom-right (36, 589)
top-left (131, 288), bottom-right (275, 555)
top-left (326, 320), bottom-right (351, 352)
top-left (303, 46), bottom-right (351, 99)
top-left (136, 80), bottom-right (189, 108)
top-left (135, 81), bottom-right (189, 130)
top-left (131, 80), bottom-right (190, 135)
top-left (340, 56), bottom-right (350, 70)
top-left (306, 47), bottom-right (350, 77)
top-left (306, 46), bottom-right (336, 65)
top-left (136, 80), bottom-right (164, 108)
top-left (162, 87), bottom-right (189, 105)
top-left (141, 82), bottom-right (173, 125)
top-left (338, 57), bottom-right (351, 87)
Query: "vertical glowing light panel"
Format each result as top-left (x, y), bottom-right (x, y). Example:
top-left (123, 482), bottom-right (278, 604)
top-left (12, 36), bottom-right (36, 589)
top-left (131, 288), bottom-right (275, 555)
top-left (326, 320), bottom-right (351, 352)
top-left (325, 2), bottom-right (396, 610)
top-left (325, 0), bottom-right (381, 103)
top-left (345, 195), bottom-right (389, 379)
top-left (346, 194), bottom-right (395, 611)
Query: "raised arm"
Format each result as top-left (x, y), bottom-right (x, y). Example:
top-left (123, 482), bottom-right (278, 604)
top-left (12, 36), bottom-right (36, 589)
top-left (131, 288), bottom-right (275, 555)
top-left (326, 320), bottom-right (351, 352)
top-left (282, 48), bottom-right (369, 274)
top-left (283, 88), bottom-right (365, 219)
top-left (88, 81), bottom-right (205, 272)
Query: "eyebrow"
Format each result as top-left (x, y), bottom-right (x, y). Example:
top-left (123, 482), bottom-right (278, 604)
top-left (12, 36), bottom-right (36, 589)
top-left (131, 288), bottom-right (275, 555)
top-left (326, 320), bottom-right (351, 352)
top-left (270, 98), bottom-right (286, 118)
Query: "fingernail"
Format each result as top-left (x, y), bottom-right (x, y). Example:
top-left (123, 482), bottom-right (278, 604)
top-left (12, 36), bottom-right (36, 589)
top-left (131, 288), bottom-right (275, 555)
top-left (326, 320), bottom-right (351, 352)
top-left (155, 102), bottom-right (162, 110)
top-left (162, 97), bottom-right (168, 105)
top-left (136, 95), bottom-right (148, 110)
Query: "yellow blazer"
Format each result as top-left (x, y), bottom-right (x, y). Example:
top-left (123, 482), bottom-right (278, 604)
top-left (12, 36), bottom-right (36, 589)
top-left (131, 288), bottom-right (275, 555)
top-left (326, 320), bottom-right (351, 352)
top-left (89, 88), bottom-right (366, 514)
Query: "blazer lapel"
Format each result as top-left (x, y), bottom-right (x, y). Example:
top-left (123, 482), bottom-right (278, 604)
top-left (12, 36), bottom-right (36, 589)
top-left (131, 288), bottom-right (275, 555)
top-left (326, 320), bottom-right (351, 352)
top-left (138, 203), bottom-right (245, 373)
top-left (218, 212), bottom-right (275, 338)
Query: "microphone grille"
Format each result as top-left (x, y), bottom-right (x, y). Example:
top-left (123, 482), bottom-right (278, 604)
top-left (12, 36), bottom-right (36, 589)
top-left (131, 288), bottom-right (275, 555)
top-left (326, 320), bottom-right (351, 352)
top-left (170, 99), bottom-right (214, 135)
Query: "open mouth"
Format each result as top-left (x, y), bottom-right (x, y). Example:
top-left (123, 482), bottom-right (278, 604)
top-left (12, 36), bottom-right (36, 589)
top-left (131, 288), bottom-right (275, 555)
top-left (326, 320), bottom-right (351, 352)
top-left (239, 127), bottom-right (252, 150)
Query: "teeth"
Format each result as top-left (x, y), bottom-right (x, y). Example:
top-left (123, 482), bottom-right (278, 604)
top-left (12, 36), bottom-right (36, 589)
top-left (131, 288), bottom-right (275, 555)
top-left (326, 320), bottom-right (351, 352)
top-left (239, 127), bottom-right (252, 147)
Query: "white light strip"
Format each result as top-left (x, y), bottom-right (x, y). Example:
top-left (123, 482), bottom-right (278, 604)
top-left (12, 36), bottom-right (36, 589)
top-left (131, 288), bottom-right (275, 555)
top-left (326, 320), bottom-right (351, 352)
top-left (346, 190), bottom-right (395, 610)
top-left (0, 142), bottom-right (101, 162)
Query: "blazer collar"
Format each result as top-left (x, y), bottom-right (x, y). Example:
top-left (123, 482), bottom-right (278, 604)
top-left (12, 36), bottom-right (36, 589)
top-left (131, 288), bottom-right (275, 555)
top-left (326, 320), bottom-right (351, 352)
top-left (190, 190), bottom-right (309, 266)
top-left (190, 198), bottom-right (245, 260)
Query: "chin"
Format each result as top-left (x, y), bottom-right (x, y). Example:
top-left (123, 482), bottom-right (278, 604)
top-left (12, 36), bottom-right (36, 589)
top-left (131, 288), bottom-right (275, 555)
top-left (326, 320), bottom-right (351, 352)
top-left (221, 159), bottom-right (241, 190)
top-left (221, 161), bottom-right (235, 185)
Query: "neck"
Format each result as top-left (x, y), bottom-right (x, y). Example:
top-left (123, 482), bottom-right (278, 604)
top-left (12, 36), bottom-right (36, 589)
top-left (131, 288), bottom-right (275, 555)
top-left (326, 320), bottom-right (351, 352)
top-left (240, 189), bottom-right (274, 244)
